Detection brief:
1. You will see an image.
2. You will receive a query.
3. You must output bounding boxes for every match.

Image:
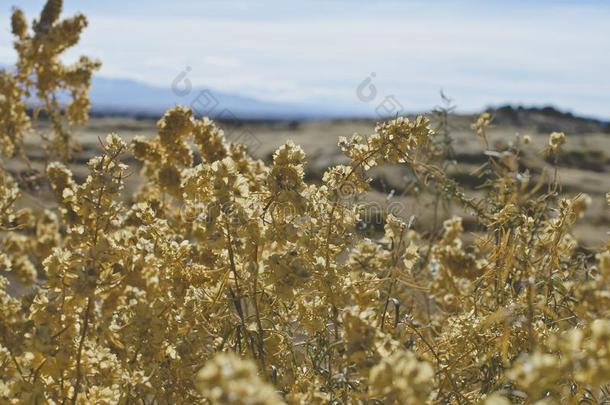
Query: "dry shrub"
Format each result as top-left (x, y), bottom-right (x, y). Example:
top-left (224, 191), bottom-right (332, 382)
top-left (1, 1), bottom-right (610, 404)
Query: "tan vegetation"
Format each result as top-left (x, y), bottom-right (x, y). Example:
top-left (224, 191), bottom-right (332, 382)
top-left (1, 1), bottom-right (610, 404)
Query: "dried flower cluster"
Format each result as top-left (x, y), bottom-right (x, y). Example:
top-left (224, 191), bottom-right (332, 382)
top-left (1, 0), bottom-right (99, 161)
top-left (1, 1), bottom-right (610, 404)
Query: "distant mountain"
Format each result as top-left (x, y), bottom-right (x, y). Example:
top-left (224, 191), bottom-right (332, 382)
top-left (0, 63), bottom-right (359, 120)
top-left (3, 64), bottom-right (608, 123)
top-left (88, 76), bottom-right (363, 120)
top-left (83, 77), bottom-right (610, 124)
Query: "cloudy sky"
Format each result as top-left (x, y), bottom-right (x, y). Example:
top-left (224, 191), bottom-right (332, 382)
top-left (1, 0), bottom-right (609, 118)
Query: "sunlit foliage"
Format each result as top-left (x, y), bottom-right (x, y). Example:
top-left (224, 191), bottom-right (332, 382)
top-left (1, 1), bottom-right (610, 404)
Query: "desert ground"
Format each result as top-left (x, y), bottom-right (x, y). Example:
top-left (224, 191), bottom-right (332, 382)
top-left (9, 107), bottom-right (610, 250)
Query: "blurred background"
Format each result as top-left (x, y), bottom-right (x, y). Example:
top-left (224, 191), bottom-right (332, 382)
top-left (2, 0), bottom-right (609, 247)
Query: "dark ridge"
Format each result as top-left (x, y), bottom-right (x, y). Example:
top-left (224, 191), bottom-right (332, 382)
top-left (486, 105), bottom-right (610, 134)
top-left (25, 104), bottom-right (610, 133)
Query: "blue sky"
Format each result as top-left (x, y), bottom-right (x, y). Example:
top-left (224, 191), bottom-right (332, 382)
top-left (1, 1), bottom-right (609, 118)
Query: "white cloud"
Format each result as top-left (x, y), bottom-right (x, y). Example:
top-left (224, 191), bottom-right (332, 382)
top-left (203, 56), bottom-right (241, 68)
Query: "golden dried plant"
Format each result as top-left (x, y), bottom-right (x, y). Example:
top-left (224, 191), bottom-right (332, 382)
top-left (1, 0), bottom-right (99, 162)
top-left (1, 1), bottom-right (610, 405)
